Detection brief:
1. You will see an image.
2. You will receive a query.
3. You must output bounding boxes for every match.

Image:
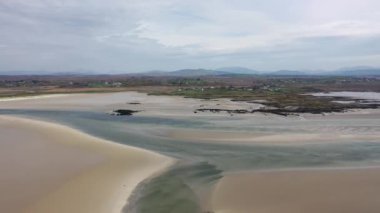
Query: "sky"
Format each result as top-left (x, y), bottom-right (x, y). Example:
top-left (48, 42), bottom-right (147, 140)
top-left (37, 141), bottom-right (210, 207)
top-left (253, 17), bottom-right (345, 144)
top-left (1, 0), bottom-right (380, 73)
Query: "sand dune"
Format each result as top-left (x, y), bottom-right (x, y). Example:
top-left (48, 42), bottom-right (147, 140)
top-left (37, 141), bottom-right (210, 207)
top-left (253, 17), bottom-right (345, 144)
top-left (212, 168), bottom-right (380, 213)
top-left (0, 115), bottom-right (173, 213)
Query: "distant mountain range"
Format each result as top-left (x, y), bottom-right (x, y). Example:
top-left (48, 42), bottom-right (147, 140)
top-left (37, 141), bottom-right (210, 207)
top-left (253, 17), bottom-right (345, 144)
top-left (264, 70), bottom-right (306, 76)
top-left (215, 67), bottom-right (259, 74)
top-left (1, 66), bottom-right (380, 76)
top-left (327, 67), bottom-right (380, 76)
top-left (134, 66), bottom-right (380, 77)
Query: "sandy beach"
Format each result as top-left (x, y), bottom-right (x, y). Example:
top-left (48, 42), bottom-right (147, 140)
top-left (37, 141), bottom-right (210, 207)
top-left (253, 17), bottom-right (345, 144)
top-left (0, 91), bottom-right (264, 116)
top-left (3, 1), bottom-right (380, 212)
top-left (0, 115), bottom-right (173, 213)
top-left (1, 91), bottom-right (379, 146)
top-left (1, 91), bottom-right (380, 213)
top-left (212, 167), bottom-right (380, 213)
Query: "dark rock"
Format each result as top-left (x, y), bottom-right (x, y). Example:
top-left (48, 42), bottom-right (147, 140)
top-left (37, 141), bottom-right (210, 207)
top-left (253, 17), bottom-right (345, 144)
top-left (111, 109), bottom-right (140, 116)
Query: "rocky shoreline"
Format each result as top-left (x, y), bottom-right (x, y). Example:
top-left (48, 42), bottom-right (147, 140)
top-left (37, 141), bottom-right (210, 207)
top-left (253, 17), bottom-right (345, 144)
top-left (195, 103), bottom-right (380, 116)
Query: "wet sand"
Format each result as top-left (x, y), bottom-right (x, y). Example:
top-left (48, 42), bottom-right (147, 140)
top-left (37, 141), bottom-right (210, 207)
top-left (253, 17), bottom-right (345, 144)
top-left (212, 167), bottom-right (380, 213)
top-left (1, 91), bottom-right (379, 146)
top-left (0, 91), bottom-right (264, 116)
top-left (0, 115), bottom-right (173, 213)
top-left (155, 127), bottom-right (380, 145)
top-left (1, 91), bottom-right (380, 213)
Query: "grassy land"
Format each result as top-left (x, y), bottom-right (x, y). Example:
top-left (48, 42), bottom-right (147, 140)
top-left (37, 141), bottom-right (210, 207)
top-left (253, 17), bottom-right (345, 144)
top-left (164, 88), bottom-right (379, 115)
top-left (147, 78), bottom-right (380, 114)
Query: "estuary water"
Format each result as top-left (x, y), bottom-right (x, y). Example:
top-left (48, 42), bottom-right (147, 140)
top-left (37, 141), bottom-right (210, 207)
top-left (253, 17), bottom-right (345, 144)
top-left (1, 107), bottom-right (380, 212)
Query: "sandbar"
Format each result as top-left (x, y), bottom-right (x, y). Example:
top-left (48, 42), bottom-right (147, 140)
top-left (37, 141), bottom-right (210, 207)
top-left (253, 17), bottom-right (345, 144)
top-left (0, 115), bottom-right (173, 213)
top-left (212, 167), bottom-right (380, 213)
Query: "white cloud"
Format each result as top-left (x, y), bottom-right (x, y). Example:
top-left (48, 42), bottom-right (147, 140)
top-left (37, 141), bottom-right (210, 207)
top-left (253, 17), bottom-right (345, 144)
top-left (1, 0), bottom-right (380, 72)
top-left (126, 5), bottom-right (380, 54)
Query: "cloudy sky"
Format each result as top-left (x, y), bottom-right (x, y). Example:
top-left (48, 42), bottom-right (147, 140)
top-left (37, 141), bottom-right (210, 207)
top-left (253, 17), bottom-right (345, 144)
top-left (1, 0), bottom-right (380, 73)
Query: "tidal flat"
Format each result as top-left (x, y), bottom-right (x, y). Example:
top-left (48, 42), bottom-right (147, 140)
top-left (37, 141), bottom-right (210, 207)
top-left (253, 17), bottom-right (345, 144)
top-left (1, 91), bottom-right (380, 213)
